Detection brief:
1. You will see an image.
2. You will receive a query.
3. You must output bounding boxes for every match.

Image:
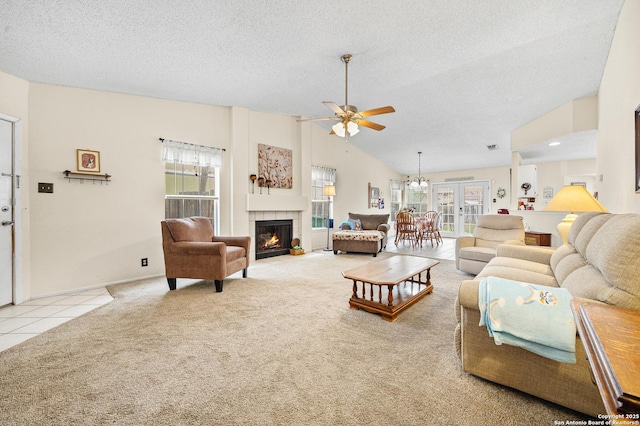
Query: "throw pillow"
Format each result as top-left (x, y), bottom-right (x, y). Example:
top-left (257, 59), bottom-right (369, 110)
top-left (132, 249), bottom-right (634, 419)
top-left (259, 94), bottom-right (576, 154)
top-left (347, 218), bottom-right (362, 231)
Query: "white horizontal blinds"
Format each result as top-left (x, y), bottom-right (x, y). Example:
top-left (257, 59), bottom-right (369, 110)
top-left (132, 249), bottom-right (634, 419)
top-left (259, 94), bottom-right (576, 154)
top-left (161, 139), bottom-right (223, 167)
top-left (312, 165), bottom-right (336, 187)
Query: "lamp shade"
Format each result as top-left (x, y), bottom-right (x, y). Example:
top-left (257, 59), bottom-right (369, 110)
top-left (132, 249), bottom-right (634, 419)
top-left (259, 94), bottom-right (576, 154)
top-left (323, 185), bottom-right (336, 196)
top-left (542, 185), bottom-right (607, 214)
top-left (542, 185), bottom-right (607, 245)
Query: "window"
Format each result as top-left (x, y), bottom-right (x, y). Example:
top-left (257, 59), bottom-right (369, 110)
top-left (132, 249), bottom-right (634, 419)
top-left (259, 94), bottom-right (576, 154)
top-left (405, 186), bottom-right (429, 215)
top-left (311, 166), bottom-right (336, 229)
top-left (162, 139), bottom-right (222, 234)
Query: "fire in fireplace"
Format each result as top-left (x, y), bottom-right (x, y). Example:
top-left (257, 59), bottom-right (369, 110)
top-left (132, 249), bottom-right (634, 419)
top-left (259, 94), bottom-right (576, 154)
top-left (255, 219), bottom-right (293, 259)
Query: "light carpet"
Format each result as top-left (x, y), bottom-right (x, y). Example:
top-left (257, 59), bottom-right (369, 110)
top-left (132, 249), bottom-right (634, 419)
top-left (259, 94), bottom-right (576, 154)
top-left (0, 251), bottom-right (587, 425)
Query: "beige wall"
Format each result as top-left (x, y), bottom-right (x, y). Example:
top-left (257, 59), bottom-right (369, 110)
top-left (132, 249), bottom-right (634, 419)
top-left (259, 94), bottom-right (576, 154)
top-left (597, 0), bottom-right (640, 213)
top-left (27, 84), bottom-right (231, 296)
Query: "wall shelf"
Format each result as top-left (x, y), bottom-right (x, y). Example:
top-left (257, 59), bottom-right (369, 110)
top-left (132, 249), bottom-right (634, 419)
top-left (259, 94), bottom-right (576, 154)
top-left (63, 170), bottom-right (111, 184)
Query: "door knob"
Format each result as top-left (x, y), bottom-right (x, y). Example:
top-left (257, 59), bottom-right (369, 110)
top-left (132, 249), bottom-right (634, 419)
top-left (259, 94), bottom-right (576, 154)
top-left (2, 220), bottom-right (14, 226)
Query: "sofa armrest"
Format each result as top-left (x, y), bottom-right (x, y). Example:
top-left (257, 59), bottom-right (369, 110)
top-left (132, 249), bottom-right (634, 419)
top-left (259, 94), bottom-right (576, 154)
top-left (169, 241), bottom-right (226, 256)
top-left (458, 279), bottom-right (481, 311)
top-left (377, 223), bottom-right (390, 234)
top-left (495, 244), bottom-right (555, 265)
top-left (455, 236), bottom-right (476, 251)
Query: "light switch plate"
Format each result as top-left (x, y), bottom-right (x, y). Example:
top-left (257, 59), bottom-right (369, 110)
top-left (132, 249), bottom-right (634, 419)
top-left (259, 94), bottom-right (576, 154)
top-left (38, 183), bottom-right (54, 193)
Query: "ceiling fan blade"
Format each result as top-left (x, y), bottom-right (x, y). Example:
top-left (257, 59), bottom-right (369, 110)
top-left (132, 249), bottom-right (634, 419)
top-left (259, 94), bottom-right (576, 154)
top-left (323, 101), bottom-right (346, 115)
top-left (358, 106), bottom-right (395, 117)
top-left (354, 119), bottom-right (385, 131)
top-left (296, 117), bottom-right (339, 122)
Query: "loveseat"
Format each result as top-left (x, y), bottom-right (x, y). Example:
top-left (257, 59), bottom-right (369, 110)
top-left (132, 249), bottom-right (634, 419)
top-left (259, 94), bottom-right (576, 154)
top-left (332, 212), bottom-right (390, 256)
top-left (455, 212), bottom-right (640, 416)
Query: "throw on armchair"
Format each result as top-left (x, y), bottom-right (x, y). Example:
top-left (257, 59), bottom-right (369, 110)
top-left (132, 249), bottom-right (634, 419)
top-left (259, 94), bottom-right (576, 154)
top-left (455, 214), bottom-right (525, 275)
top-left (161, 216), bottom-right (251, 292)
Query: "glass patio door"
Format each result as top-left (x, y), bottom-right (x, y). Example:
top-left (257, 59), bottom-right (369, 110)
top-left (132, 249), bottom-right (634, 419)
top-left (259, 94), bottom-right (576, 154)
top-left (432, 181), bottom-right (491, 238)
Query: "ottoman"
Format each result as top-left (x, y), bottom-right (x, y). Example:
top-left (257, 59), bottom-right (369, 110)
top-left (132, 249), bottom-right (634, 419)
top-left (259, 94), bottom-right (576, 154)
top-left (332, 230), bottom-right (385, 257)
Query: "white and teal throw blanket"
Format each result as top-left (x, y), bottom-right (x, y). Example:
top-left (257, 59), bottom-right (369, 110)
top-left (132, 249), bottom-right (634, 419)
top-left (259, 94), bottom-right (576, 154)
top-left (478, 276), bottom-right (576, 364)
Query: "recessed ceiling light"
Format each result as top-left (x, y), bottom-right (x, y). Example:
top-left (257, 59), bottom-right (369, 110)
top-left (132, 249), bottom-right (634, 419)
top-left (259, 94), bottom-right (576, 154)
top-left (549, 141), bottom-right (561, 146)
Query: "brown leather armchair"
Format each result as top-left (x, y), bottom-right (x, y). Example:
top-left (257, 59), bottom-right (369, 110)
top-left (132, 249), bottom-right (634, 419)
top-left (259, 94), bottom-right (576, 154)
top-left (161, 216), bottom-right (251, 292)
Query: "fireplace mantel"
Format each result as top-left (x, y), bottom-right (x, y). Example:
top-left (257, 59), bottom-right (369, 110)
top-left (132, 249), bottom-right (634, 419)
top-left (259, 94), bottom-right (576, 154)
top-left (246, 194), bottom-right (308, 212)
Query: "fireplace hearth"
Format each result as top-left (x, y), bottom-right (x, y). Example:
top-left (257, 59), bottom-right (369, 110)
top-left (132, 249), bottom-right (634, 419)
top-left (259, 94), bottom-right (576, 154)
top-left (255, 219), bottom-right (293, 259)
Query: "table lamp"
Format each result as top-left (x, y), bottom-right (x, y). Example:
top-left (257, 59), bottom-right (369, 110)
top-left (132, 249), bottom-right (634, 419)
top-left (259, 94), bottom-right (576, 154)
top-left (323, 185), bottom-right (336, 251)
top-left (542, 185), bottom-right (607, 244)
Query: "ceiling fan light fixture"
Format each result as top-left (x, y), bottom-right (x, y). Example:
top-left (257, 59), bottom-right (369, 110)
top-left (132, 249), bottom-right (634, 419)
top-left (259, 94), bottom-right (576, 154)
top-left (332, 121), bottom-right (359, 137)
top-left (346, 121), bottom-right (359, 136)
top-left (332, 122), bottom-right (346, 137)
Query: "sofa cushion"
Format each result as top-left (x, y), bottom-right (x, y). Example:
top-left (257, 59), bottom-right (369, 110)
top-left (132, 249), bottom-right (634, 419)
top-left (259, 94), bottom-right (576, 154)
top-left (550, 244), bottom-right (588, 286)
top-left (483, 256), bottom-right (554, 277)
top-left (476, 264), bottom-right (558, 288)
top-left (458, 246), bottom-right (495, 263)
top-left (333, 230), bottom-right (384, 242)
top-left (226, 246), bottom-right (247, 263)
top-left (165, 217), bottom-right (214, 242)
top-left (571, 213), bottom-right (611, 258)
top-left (583, 214), bottom-right (640, 309)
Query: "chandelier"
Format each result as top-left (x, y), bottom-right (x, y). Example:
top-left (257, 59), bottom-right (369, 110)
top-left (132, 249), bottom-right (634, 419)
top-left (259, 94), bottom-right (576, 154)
top-left (406, 151), bottom-right (428, 188)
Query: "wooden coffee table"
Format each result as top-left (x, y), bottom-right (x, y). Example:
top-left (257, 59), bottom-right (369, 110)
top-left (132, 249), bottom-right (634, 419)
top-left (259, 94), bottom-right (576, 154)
top-left (342, 255), bottom-right (439, 322)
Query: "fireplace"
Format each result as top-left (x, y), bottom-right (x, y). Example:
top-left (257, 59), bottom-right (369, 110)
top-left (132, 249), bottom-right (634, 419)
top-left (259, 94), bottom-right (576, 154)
top-left (255, 219), bottom-right (293, 259)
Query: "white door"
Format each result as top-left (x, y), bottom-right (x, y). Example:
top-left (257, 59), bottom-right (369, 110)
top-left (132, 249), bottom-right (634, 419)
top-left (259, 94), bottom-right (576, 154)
top-left (0, 118), bottom-right (14, 306)
top-left (432, 181), bottom-right (491, 238)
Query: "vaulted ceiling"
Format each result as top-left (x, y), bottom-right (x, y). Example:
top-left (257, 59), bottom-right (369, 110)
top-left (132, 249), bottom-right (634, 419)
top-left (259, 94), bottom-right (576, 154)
top-left (0, 1), bottom-right (625, 175)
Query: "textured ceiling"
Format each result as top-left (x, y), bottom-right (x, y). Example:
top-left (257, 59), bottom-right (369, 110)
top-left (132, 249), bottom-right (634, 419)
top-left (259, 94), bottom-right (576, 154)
top-left (0, 1), bottom-right (624, 175)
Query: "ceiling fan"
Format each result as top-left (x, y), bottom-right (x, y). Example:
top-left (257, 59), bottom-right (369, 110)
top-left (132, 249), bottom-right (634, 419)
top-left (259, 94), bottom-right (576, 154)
top-left (298, 54), bottom-right (395, 141)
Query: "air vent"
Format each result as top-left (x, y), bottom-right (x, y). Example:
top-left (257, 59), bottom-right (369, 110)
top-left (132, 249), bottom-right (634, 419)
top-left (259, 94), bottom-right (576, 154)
top-left (486, 144), bottom-right (499, 151)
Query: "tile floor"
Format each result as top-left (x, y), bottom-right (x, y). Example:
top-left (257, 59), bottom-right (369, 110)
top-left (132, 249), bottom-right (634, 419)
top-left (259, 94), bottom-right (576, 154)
top-left (0, 287), bottom-right (114, 353)
top-left (385, 236), bottom-right (457, 261)
top-left (0, 236), bottom-right (456, 354)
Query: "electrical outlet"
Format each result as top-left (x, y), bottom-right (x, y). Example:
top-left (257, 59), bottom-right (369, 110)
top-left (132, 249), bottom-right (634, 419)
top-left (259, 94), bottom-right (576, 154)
top-left (141, 258), bottom-right (148, 267)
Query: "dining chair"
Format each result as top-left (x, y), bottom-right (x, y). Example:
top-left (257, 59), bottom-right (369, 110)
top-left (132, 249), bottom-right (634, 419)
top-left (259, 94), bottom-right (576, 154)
top-left (418, 211), bottom-right (438, 247)
top-left (394, 211), bottom-right (418, 247)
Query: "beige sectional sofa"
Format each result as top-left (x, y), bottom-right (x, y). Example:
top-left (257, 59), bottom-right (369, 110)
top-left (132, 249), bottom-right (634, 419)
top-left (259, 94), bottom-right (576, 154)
top-left (455, 212), bottom-right (640, 416)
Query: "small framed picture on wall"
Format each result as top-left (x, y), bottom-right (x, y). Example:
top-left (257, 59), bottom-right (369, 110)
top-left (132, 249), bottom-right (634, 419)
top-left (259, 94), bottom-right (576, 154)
top-left (77, 149), bottom-right (100, 173)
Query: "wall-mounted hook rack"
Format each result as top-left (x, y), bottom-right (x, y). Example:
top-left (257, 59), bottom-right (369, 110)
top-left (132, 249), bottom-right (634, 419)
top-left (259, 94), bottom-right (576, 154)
top-left (63, 170), bottom-right (111, 184)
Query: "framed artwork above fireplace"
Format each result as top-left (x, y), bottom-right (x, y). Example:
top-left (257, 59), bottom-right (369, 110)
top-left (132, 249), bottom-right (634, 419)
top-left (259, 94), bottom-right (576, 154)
top-left (258, 144), bottom-right (292, 189)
